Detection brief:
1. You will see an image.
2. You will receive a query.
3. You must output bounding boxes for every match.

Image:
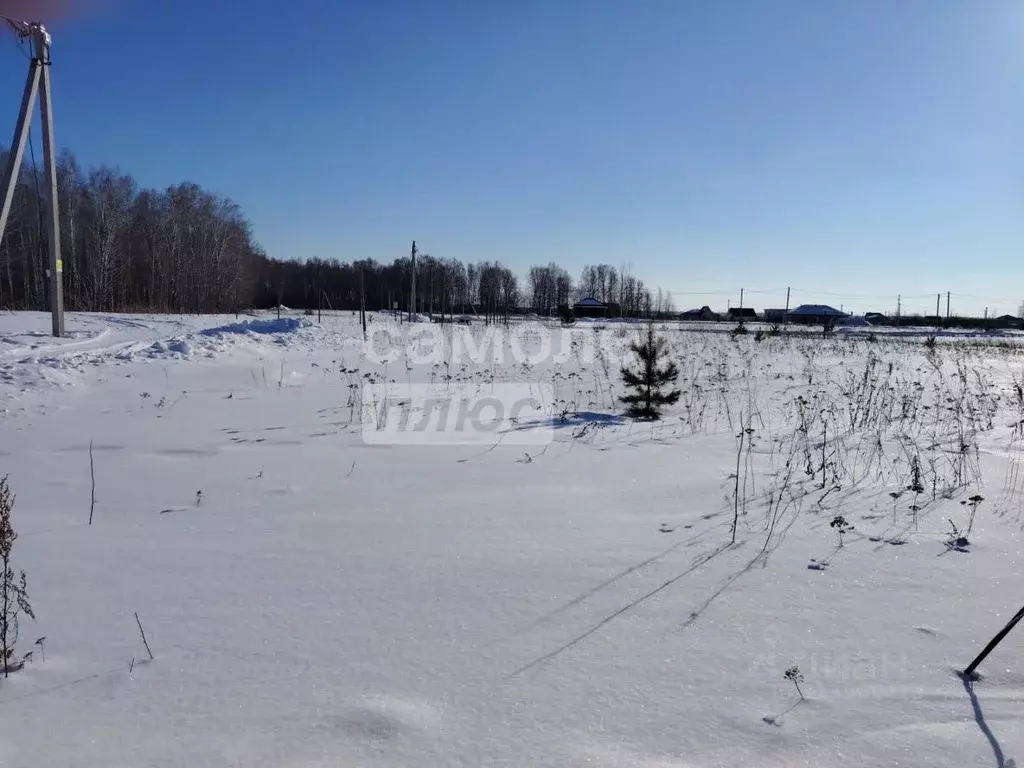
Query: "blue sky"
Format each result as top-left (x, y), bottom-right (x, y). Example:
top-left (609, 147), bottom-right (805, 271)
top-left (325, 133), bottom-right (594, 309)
top-left (1, 0), bottom-right (1021, 315)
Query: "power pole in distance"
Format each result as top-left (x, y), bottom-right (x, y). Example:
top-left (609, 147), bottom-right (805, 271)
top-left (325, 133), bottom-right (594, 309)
top-left (410, 240), bottom-right (417, 322)
top-left (0, 20), bottom-right (63, 336)
top-left (359, 266), bottom-right (366, 339)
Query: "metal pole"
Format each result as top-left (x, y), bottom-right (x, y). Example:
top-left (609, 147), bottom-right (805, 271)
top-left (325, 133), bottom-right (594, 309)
top-left (936, 293), bottom-right (940, 326)
top-left (963, 604), bottom-right (1024, 678)
top-left (34, 26), bottom-right (63, 336)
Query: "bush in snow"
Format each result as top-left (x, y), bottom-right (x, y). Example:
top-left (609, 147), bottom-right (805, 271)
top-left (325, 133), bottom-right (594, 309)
top-left (0, 476), bottom-right (34, 679)
top-left (619, 322), bottom-right (680, 420)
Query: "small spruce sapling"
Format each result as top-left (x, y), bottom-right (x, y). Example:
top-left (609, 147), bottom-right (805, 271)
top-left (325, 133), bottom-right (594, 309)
top-left (619, 322), bottom-right (681, 420)
top-left (0, 476), bottom-right (34, 679)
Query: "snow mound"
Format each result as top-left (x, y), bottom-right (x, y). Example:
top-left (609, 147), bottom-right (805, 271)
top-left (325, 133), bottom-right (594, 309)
top-left (199, 317), bottom-right (309, 336)
top-left (141, 338), bottom-right (196, 360)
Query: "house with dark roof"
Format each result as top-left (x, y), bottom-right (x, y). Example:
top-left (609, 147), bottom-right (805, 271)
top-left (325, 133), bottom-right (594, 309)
top-left (788, 304), bottom-right (850, 325)
top-left (727, 307), bottom-right (757, 321)
top-left (993, 315), bottom-right (1024, 330)
top-left (572, 297), bottom-right (619, 318)
top-left (679, 306), bottom-right (718, 321)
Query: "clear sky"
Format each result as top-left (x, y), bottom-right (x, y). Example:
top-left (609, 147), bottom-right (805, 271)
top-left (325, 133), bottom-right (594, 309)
top-left (0, 0), bottom-right (1020, 315)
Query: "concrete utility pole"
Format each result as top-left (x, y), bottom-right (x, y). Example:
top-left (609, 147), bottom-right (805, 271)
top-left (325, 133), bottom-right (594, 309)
top-left (359, 266), bottom-right (366, 339)
top-left (409, 240), bottom-right (417, 321)
top-left (946, 291), bottom-right (951, 321)
top-left (0, 20), bottom-right (63, 336)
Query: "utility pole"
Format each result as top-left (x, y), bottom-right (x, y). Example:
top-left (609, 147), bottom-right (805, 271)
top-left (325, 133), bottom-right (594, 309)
top-left (317, 263), bottom-right (322, 324)
top-left (0, 21), bottom-right (63, 336)
top-left (946, 291), bottom-right (951, 322)
top-left (359, 266), bottom-right (366, 339)
top-left (409, 240), bottom-right (417, 322)
top-left (785, 286), bottom-right (790, 322)
top-left (739, 288), bottom-right (744, 311)
top-left (896, 295), bottom-right (901, 325)
top-left (936, 293), bottom-right (940, 325)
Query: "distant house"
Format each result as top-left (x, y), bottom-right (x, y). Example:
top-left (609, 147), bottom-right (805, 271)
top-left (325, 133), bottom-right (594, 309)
top-left (864, 312), bottom-right (888, 326)
top-left (572, 297), bottom-right (620, 318)
top-left (679, 306), bottom-right (718, 321)
top-left (789, 304), bottom-right (850, 325)
top-left (993, 315), bottom-right (1024, 330)
top-left (727, 307), bottom-right (757, 321)
top-left (762, 308), bottom-right (788, 322)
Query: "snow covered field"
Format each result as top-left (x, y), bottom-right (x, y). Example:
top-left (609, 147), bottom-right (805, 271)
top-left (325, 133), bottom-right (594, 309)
top-left (1, 310), bottom-right (1023, 767)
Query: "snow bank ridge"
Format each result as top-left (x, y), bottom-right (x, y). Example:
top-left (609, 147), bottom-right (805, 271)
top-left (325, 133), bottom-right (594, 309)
top-left (198, 317), bottom-right (310, 336)
top-left (129, 317), bottom-right (312, 362)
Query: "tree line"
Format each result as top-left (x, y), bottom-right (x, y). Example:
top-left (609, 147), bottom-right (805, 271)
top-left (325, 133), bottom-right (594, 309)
top-left (0, 147), bottom-right (673, 318)
top-left (259, 256), bottom-right (673, 319)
